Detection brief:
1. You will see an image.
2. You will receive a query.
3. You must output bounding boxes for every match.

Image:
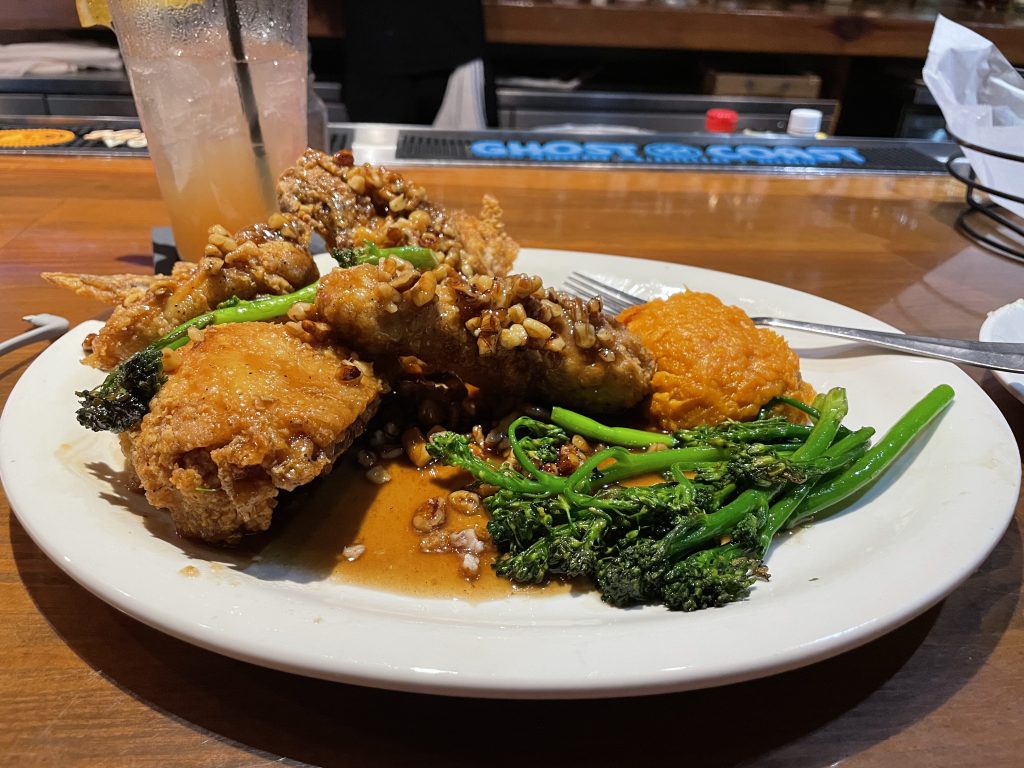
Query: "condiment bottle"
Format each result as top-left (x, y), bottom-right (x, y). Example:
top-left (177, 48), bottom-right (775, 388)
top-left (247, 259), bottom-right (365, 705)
top-left (786, 108), bottom-right (823, 138)
top-left (705, 108), bottom-right (739, 133)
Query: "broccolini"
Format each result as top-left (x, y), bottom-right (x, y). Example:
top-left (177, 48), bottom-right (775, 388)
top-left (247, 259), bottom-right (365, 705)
top-left (427, 385), bottom-right (955, 611)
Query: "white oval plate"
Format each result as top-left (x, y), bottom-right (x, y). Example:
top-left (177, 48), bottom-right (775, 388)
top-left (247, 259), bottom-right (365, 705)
top-left (980, 298), bottom-right (1024, 405)
top-left (1, 249), bottom-right (1019, 699)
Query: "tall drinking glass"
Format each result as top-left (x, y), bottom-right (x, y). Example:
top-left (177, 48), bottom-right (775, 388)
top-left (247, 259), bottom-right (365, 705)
top-left (102, 0), bottom-right (308, 261)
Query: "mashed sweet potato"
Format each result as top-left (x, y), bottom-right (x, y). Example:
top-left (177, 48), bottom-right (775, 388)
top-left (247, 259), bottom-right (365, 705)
top-left (618, 291), bottom-right (815, 429)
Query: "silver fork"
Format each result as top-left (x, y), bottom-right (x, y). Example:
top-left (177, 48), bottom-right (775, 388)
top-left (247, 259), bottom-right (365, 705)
top-left (563, 272), bottom-right (1024, 374)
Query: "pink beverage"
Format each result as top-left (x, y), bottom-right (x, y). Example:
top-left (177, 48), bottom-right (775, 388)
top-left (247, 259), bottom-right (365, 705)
top-left (108, 1), bottom-right (308, 261)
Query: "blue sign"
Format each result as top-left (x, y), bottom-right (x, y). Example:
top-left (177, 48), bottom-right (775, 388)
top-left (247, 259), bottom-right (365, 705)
top-left (468, 139), bottom-right (867, 166)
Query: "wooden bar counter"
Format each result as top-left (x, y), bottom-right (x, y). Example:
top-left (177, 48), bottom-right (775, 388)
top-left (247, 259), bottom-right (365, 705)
top-left (1, 154), bottom-right (1022, 766)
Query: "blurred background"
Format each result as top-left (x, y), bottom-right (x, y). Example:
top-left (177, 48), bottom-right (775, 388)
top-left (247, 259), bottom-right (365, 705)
top-left (1, 0), bottom-right (1022, 142)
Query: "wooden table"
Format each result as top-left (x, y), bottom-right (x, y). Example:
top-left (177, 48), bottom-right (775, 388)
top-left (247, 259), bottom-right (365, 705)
top-left (1, 155), bottom-right (1022, 766)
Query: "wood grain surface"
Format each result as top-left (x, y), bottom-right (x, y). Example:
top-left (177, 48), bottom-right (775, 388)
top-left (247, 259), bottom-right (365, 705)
top-left (0, 155), bottom-right (1021, 767)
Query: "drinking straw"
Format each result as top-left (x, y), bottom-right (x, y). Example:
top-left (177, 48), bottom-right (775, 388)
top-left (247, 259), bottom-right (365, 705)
top-left (223, 0), bottom-right (277, 213)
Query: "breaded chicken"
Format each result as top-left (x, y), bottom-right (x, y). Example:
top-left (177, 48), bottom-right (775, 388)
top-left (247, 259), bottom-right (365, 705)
top-left (44, 214), bottom-right (318, 370)
top-left (41, 272), bottom-right (164, 305)
top-left (315, 258), bottom-right (654, 412)
top-left (277, 149), bottom-right (519, 277)
top-left (123, 322), bottom-right (386, 543)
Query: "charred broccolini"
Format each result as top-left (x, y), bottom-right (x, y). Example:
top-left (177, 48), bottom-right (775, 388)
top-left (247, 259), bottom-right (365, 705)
top-left (427, 385), bottom-right (955, 611)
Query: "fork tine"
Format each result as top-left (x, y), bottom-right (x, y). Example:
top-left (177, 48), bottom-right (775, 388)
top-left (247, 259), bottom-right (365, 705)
top-left (563, 277), bottom-right (633, 315)
top-left (567, 272), bottom-right (646, 307)
top-left (564, 272), bottom-right (646, 316)
top-left (563, 276), bottom-right (633, 315)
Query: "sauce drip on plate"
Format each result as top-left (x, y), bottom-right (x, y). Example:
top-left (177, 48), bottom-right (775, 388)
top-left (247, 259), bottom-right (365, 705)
top-left (254, 457), bottom-right (567, 601)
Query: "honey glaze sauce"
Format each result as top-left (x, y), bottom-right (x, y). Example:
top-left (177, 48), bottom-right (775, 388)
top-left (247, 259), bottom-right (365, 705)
top-left (250, 455), bottom-right (570, 601)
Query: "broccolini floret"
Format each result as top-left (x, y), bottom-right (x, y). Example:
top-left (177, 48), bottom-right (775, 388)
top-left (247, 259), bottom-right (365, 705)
top-left (595, 489), bottom-right (768, 607)
top-left (660, 544), bottom-right (768, 612)
top-left (75, 346), bottom-right (165, 433)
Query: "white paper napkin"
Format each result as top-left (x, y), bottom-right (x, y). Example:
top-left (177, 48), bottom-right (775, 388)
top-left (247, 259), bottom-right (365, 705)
top-left (923, 15), bottom-right (1024, 217)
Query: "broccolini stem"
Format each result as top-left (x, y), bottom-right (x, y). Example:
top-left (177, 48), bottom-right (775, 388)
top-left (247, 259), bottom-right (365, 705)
top-left (562, 446), bottom-right (632, 503)
top-left (578, 446), bottom-right (731, 491)
top-left (758, 484), bottom-right (812, 556)
top-left (822, 426), bottom-right (875, 458)
top-left (331, 242), bottom-right (438, 270)
top-left (788, 384), bottom-right (955, 526)
top-left (755, 394), bottom-right (863, 554)
top-left (674, 419), bottom-right (815, 446)
top-left (768, 394), bottom-right (817, 419)
top-left (154, 281), bottom-right (319, 354)
top-left (549, 406), bottom-right (674, 447)
top-left (427, 432), bottom-right (552, 495)
top-left (712, 482), bottom-right (738, 508)
top-left (663, 488), bottom-right (770, 560)
top-left (790, 387), bottom-right (847, 461)
top-left (772, 394), bottom-right (853, 441)
top-left (507, 416), bottom-right (569, 493)
top-left (668, 463), bottom-right (696, 500)
top-left (798, 428), bottom-right (874, 481)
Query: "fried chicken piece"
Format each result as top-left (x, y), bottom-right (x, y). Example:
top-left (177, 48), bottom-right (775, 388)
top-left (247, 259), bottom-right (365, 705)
top-left (315, 258), bottom-right (655, 412)
top-left (123, 322), bottom-right (386, 543)
top-left (41, 272), bottom-right (163, 305)
top-left (43, 214), bottom-right (318, 370)
top-left (277, 149), bottom-right (519, 277)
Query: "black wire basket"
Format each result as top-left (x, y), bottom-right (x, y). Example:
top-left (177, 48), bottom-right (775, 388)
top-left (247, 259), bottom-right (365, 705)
top-left (945, 131), bottom-right (1024, 261)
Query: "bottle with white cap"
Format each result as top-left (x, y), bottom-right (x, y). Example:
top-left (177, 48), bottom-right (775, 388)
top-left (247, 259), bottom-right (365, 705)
top-left (786, 108), bottom-right (823, 137)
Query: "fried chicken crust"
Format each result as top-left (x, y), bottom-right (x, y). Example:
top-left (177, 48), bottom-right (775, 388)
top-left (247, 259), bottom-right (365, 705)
top-left (277, 149), bottom-right (519, 277)
top-left (315, 258), bottom-right (654, 412)
top-left (122, 323), bottom-right (386, 543)
top-left (40, 272), bottom-right (163, 305)
top-left (43, 214), bottom-right (318, 370)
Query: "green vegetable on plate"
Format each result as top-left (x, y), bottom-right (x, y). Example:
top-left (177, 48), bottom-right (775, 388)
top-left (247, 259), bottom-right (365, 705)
top-left (427, 384), bottom-right (955, 612)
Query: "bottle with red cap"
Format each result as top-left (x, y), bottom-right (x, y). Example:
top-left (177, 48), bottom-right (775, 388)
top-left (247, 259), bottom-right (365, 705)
top-left (704, 108), bottom-right (738, 133)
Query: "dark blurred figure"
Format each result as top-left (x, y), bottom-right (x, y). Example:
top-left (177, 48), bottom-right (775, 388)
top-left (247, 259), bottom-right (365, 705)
top-left (340, 0), bottom-right (494, 127)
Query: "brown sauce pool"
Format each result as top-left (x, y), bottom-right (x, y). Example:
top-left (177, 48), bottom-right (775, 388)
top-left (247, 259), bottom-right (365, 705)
top-left (60, 434), bottom-right (578, 602)
top-left (253, 456), bottom-right (570, 601)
